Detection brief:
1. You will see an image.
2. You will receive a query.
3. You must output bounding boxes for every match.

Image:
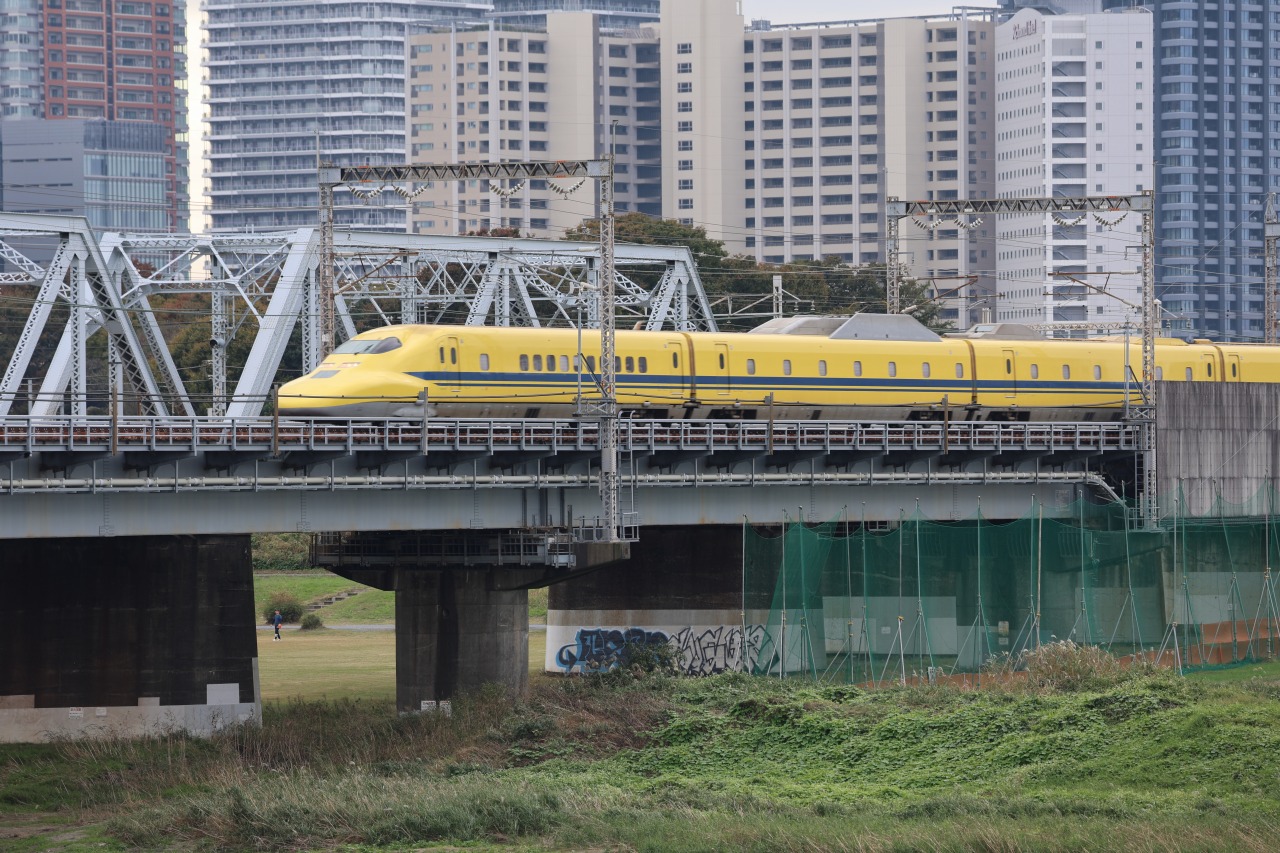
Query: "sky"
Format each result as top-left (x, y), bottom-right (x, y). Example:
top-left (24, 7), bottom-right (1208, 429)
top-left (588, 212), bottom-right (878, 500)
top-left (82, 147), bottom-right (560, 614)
top-left (740, 0), bottom-right (979, 26)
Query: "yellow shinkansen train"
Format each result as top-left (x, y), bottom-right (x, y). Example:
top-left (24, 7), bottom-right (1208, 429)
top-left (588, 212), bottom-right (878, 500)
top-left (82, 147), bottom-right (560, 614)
top-left (276, 316), bottom-right (1280, 422)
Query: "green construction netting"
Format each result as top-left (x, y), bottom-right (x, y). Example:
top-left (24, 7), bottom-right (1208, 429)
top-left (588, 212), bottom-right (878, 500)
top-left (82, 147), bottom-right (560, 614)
top-left (743, 491), bottom-right (1280, 684)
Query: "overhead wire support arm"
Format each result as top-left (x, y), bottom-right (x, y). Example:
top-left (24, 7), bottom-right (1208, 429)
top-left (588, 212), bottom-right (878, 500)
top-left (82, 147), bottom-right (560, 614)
top-left (318, 158), bottom-right (625, 543)
top-left (885, 193), bottom-right (1159, 528)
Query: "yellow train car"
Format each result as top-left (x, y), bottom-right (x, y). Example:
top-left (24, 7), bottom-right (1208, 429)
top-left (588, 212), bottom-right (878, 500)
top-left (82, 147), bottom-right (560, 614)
top-left (276, 317), bottom-right (1280, 422)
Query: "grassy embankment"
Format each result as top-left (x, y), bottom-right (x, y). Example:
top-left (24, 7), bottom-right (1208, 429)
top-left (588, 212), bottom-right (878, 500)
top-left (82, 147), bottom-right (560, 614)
top-left (5, 572), bottom-right (1280, 851)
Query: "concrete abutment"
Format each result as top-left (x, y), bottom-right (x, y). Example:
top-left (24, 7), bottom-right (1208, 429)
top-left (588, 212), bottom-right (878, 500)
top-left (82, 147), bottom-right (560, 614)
top-left (0, 535), bottom-right (259, 742)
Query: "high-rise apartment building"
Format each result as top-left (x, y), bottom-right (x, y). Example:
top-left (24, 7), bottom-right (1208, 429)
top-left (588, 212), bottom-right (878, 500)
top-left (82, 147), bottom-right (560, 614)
top-left (993, 5), bottom-right (1152, 330)
top-left (0, 0), bottom-right (188, 232)
top-left (407, 0), bottom-right (999, 325)
top-left (1005, 0), bottom-right (1280, 341)
top-left (203, 0), bottom-right (490, 233)
top-left (405, 12), bottom-right (661, 236)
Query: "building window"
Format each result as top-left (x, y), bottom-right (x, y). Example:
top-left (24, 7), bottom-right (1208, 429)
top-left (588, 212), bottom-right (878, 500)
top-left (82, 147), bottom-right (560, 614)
top-left (677, 43), bottom-right (692, 54)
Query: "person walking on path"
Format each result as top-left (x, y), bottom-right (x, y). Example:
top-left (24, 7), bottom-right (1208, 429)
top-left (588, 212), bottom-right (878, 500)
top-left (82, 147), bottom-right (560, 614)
top-left (272, 609), bottom-right (284, 641)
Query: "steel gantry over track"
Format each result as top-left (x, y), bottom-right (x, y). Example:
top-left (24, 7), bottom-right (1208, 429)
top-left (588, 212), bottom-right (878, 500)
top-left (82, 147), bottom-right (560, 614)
top-left (320, 160), bottom-right (646, 543)
top-left (886, 193), bottom-right (1157, 526)
top-left (0, 212), bottom-right (715, 426)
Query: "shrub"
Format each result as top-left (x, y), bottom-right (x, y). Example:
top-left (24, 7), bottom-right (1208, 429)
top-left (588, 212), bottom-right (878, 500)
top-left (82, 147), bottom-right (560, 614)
top-left (299, 613), bottom-right (324, 631)
top-left (264, 592), bottom-right (303, 624)
top-left (1023, 640), bottom-right (1123, 691)
top-left (250, 532), bottom-right (311, 571)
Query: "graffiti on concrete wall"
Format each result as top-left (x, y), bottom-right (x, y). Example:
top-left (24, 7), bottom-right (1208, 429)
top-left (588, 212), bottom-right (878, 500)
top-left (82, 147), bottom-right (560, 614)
top-left (550, 624), bottom-right (767, 676)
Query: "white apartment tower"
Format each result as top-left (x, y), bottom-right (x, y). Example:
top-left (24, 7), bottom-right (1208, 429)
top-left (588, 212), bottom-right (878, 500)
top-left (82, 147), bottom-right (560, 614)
top-left (994, 6), bottom-right (1152, 331)
top-left (405, 13), bottom-right (662, 235)
top-left (204, 0), bottom-right (489, 233)
top-left (667, 4), bottom-right (997, 297)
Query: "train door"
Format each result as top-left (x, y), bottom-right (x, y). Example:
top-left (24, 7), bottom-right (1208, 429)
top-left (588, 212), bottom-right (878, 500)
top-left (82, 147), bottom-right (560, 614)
top-left (1199, 352), bottom-right (1217, 381)
top-left (1226, 353), bottom-right (1242, 382)
top-left (664, 340), bottom-right (686, 398)
top-left (1001, 348), bottom-right (1017, 398)
top-left (441, 335), bottom-right (461, 392)
top-left (713, 343), bottom-right (732, 396)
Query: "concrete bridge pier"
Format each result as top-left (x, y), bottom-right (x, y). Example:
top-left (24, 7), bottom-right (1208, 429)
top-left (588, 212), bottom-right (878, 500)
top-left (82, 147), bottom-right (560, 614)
top-left (0, 535), bottom-right (259, 743)
top-left (394, 569), bottom-right (531, 713)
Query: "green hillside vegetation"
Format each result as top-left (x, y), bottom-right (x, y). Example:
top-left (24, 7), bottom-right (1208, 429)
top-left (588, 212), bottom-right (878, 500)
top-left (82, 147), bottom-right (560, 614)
top-left (4, 652), bottom-right (1280, 851)
top-left (320, 588), bottom-right (395, 624)
top-left (252, 573), bottom-right (360, 621)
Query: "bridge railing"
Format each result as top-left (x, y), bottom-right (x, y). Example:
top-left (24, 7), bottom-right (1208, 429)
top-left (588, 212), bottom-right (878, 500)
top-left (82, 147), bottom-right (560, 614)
top-left (0, 415), bottom-right (1141, 455)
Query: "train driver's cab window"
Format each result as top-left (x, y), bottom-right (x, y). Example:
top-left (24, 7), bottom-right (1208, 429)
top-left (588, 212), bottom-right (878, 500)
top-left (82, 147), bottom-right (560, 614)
top-left (625, 356), bottom-right (635, 372)
top-left (783, 359), bottom-right (792, 375)
top-left (519, 354), bottom-right (529, 371)
top-left (1062, 365), bottom-right (1070, 380)
top-left (853, 360), bottom-right (862, 377)
top-left (888, 361), bottom-right (897, 377)
top-left (746, 358), bottom-right (757, 375)
top-left (1185, 367), bottom-right (1192, 381)
top-left (1030, 364), bottom-right (1039, 379)
top-left (533, 354), bottom-right (543, 371)
top-left (921, 362), bottom-right (931, 378)
top-left (818, 359), bottom-right (827, 376)
top-left (955, 363), bottom-right (964, 378)
top-left (559, 355), bottom-right (570, 372)
top-left (1093, 365), bottom-right (1101, 380)
top-left (638, 356), bottom-right (648, 373)
top-left (333, 337), bottom-right (401, 354)
top-left (479, 353), bottom-right (490, 370)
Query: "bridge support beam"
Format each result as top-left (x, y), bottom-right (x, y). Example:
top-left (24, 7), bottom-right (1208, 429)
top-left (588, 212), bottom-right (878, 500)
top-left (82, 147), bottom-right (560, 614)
top-left (0, 535), bottom-right (259, 742)
top-left (394, 569), bottom-right (532, 713)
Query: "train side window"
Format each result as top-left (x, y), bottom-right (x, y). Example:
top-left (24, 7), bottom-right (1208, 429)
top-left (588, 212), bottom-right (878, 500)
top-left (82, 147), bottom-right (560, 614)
top-left (673, 352), bottom-right (679, 368)
top-left (638, 356), bottom-right (648, 373)
top-left (853, 360), bottom-right (862, 377)
top-left (1093, 365), bottom-right (1101, 380)
top-left (533, 354), bottom-right (543, 371)
top-left (955, 363), bottom-right (964, 378)
top-left (585, 355), bottom-right (596, 372)
top-left (1207, 362), bottom-right (1213, 377)
top-left (450, 347), bottom-right (457, 365)
top-left (625, 356), bottom-right (635, 373)
top-left (615, 356), bottom-right (622, 372)
top-left (783, 359), bottom-right (792, 376)
top-left (479, 353), bottom-right (490, 371)
top-left (818, 359), bottom-right (827, 376)
top-left (440, 346), bottom-right (446, 363)
top-left (1062, 365), bottom-right (1070, 380)
top-left (1030, 364), bottom-right (1039, 379)
top-left (1185, 367), bottom-right (1192, 381)
top-left (1231, 362), bottom-right (1237, 378)
top-left (559, 355), bottom-right (569, 372)
top-left (747, 358), bottom-right (756, 375)
top-left (921, 362), bottom-right (931, 378)
top-left (719, 353), bottom-right (725, 369)
top-left (1005, 358), bottom-right (1012, 374)
top-left (888, 361), bottom-right (897, 377)
top-left (519, 354), bottom-right (529, 371)
top-left (545, 353), bottom-right (555, 372)
top-left (1156, 366), bottom-right (1164, 380)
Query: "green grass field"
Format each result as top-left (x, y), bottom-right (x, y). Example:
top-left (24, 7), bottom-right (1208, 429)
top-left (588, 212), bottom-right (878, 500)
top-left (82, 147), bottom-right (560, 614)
top-left (252, 573), bottom-right (362, 621)
top-left (6, 571), bottom-right (1280, 851)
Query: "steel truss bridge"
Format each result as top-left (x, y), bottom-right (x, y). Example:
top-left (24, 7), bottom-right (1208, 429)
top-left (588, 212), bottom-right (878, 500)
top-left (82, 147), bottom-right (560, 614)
top-left (0, 213), bottom-right (714, 421)
top-left (0, 212), bottom-right (1139, 551)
